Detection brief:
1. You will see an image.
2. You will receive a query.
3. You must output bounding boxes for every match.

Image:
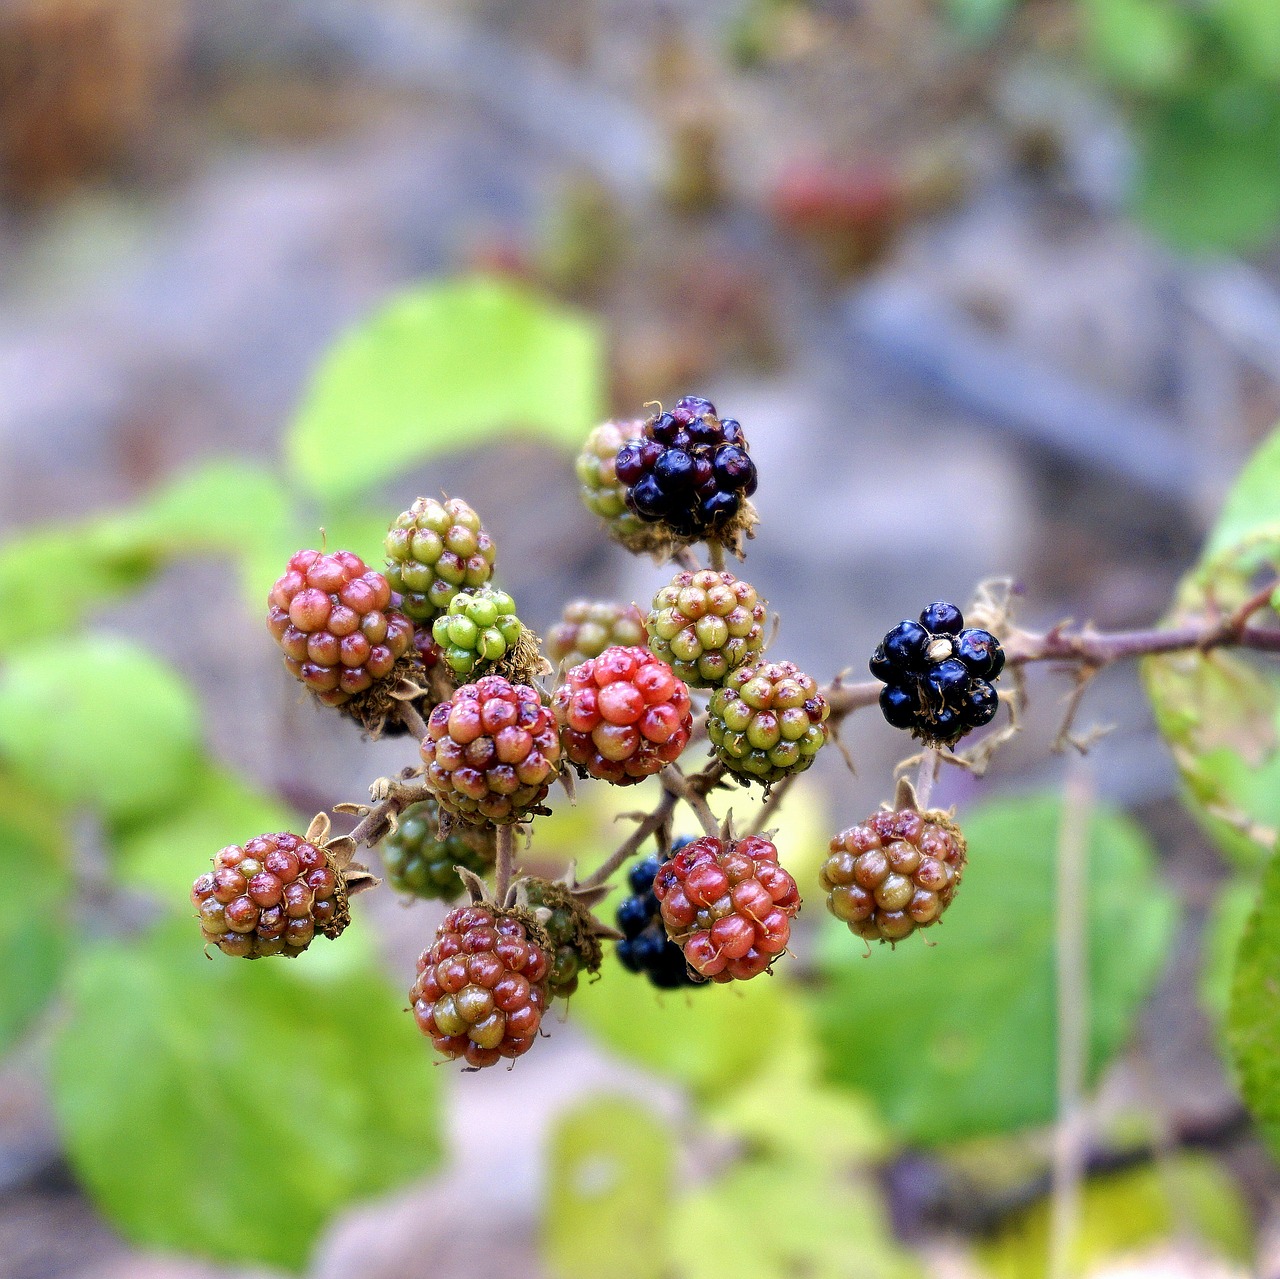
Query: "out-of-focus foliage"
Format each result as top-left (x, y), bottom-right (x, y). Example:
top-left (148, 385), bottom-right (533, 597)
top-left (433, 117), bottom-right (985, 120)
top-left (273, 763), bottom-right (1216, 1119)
top-left (287, 275), bottom-right (605, 500)
top-left (54, 921), bottom-right (442, 1272)
top-left (813, 793), bottom-right (1177, 1144)
top-left (543, 1098), bottom-right (675, 1279)
top-left (1200, 876), bottom-right (1259, 1026)
top-left (979, 1154), bottom-right (1252, 1276)
top-left (0, 635), bottom-right (204, 823)
top-left (1229, 852), bottom-right (1280, 1162)
top-left (0, 773), bottom-right (71, 1052)
top-left (1146, 425), bottom-right (1280, 868)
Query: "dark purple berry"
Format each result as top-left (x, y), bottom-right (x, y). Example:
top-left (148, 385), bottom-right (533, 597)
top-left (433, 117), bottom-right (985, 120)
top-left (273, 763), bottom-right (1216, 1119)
top-left (954, 628), bottom-right (1005, 679)
top-left (883, 621), bottom-right (930, 670)
top-left (927, 658), bottom-right (971, 698)
top-left (629, 475), bottom-right (667, 518)
top-left (654, 449), bottom-right (697, 492)
top-left (651, 413), bottom-right (679, 443)
top-left (676, 395), bottom-right (716, 417)
top-left (617, 896), bottom-right (652, 938)
top-left (614, 442), bottom-right (647, 484)
top-left (869, 645), bottom-right (895, 682)
top-left (714, 446), bottom-right (757, 495)
top-left (920, 601), bottom-right (964, 634)
top-left (720, 419), bottom-right (743, 444)
top-left (880, 685), bottom-right (918, 729)
top-left (965, 680), bottom-right (998, 726)
top-left (700, 491), bottom-right (740, 526)
top-left (628, 856), bottom-right (662, 895)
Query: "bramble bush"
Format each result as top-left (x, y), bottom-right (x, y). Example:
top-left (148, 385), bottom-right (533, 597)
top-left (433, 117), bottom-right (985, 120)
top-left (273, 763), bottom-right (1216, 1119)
top-left (2, 273), bottom-right (1278, 1274)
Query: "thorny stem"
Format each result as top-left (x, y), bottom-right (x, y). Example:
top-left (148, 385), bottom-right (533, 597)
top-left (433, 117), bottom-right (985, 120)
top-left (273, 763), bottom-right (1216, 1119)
top-left (495, 824), bottom-right (517, 901)
top-left (345, 774), bottom-right (433, 847)
top-left (661, 764), bottom-right (720, 838)
top-left (706, 541), bottom-right (726, 572)
top-left (914, 750), bottom-right (941, 811)
top-left (745, 771), bottom-right (798, 837)
top-left (675, 546), bottom-right (701, 572)
top-left (396, 699), bottom-right (429, 741)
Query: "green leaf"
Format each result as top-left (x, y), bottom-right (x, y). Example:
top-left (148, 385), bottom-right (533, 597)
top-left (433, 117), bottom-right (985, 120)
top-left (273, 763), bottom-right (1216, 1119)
top-left (0, 636), bottom-right (203, 823)
top-left (1217, 0), bottom-right (1280, 81)
top-left (574, 956), bottom-right (793, 1100)
top-left (1228, 851), bottom-right (1280, 1156)
top-left (979, 1154), bottom-right (1251, 1276)
top-left (52, 919), bottom-right (442, 1271)
top-left (1133, 85), bottom-right (1280, 253)
top-left (543, 1098), bottom-right (675, 1279)
top-left (111, 763), bottom-right (300, 899)
top-left (0, 774), bottom-right (72, 1053)
top-left (286, 276), bottom-right (605, 500)
top-left (1146, 424), bottom-right (1280, 866)
top-left (671, 1159), bottom-right (921, 1279)
top-left (1082, 0), bottom-right (1192, 91)
top-left (1200, 876), bottom-right (1259, 1025)
top-left (0, 460), bottom-right (295, 653)
top-left (813, 794), bottom-right (1178, 1145)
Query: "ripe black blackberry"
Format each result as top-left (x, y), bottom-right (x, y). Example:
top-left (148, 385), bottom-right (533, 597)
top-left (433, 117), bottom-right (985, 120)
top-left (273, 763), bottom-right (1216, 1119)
top-left (870, 602), bottom-right (1003, 747)
top-left (612, 396), bottom-right (757, 541)
top-left (615, 841), bottom-right (701, 989)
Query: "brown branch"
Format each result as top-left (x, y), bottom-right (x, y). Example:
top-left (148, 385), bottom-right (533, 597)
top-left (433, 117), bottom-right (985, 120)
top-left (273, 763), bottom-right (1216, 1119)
top-left (495, 824), bottom-right (516, 901)
top-left (661, 764), bottom-right (720, 837)
top-left (396, 699), bottom-right (429, 741)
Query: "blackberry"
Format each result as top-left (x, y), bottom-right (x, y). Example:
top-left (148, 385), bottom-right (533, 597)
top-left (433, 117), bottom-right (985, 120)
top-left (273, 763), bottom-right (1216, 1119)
top-left (707, 660), bottom-right (828, 786)
top-left (653, 834), bottom-right (800, 982)
top-left (192, 832), bottom-right (350, 958)
top-left (821, 800), bottom-right (966, 943)
top-left (547, 599), bottom-right (647, 671)
top-left (615, 841), bottom-right (702, 989)
top-left (430, 587), bottom-right (523, 678)
top-left (267, 550), bottom-right (414, 707)
top-left (551, 646), bottom-right (693, 785)
top-left (420, 676), bottom-right (561, 824)
top-left (381, 801), bottom-right (495, 901)
top-left (869, 602), bottom-right (1004, 747)
top-left (612, 396), bottom-right (758, 542)
top-left (384, 497), bottom-right (496, 624)
top-left (646, 569), bottom-right (767, 688)
top-left (409, 904), bottom-right (549, 1068)
top-left (576, 419), bottom-right (650, 545)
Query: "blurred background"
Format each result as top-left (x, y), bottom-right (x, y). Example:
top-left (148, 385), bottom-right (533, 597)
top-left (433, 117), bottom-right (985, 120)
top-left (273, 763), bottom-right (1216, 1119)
top-left (3, 0), bottom-right (1280, 1276)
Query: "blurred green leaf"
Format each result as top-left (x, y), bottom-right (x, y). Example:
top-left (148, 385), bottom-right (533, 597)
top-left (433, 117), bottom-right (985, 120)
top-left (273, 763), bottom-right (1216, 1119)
top-left (0, 460), bottom-right (295, 653)
top-left (1228, 851), bottom-right (1280, 1157)
top-left (111, 763), bottom-right (300, 899)
top-left (1133, 85), bottom-right (1280, 253)
top-left (543, 1097), bottom-right (675, 1279)
top-left (979, 1154), bottom-right (1251, 1276)
top-left (944, 0), bottom-right (1018, 42)
top-left (672, 1159), bottom-right (921, 1279)
top-left (53, 919), bottom-right (442, 1272)
top-left (286, 275), bottom-right (605, 500)
top-left (1146, 423), bottom-right (1280, 866)
top-left (0, 774), bottom-right (72, 1054)
top-left (1217, 0), bottom-right (1280, 81)
top-left (813, 794), bottom-right (1177, 1145)
top-left (575, 955), bottom-right (792, 1100)
top-left (0, 636), bottom-right (203, 823)
top-left (1083, 0), bottom-right (1192, 91)
top-left (705, 1025), bottom-right (890, 1168)
top-left (1200, 876), bottom-right (1259, 1025)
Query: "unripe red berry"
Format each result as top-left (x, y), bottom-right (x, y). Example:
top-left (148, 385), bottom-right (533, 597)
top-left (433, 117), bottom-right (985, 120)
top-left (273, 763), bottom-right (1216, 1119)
top-left (551, 646), bottom-right (693, 785)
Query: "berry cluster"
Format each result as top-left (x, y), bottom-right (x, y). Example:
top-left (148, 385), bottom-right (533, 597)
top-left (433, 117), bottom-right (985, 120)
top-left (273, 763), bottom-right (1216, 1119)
top-left (576, 419), bottom-right (649, 545)
top-left (646, 569), bottom-right (767, 688)
top-left (267, 550), bottom-right (414, 706)
top-left (870, 602), bottom-right (1003, 747)
top-left (384, 496), bottom-right (496, 623)
top-left (421, 676), bottom-right (561, 824)
top-left (552, 646), bottom-right (693, 785)
top-left (409, 905), bottom-right (549, 1068)
top-left (821, 804), bottom-right (966, 943)
top-left (707, 660), bottom-right (828, 785)
top-left (430, 587), bottom-right (523, 678)
top-left (613, 396), bottom-right (757, 540)
top-left (547, 599), bottom-right (647, 671)
top-left (525, 880), bottom-right (603, 999)
top-left (192, 833), bottom-right (348, 958)
top-left (616, 842), bottom-right (702, 988)
top-left (381, 801), bottom-right (494, 901)
top-left (653, 835), bottom-right (800, 981)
